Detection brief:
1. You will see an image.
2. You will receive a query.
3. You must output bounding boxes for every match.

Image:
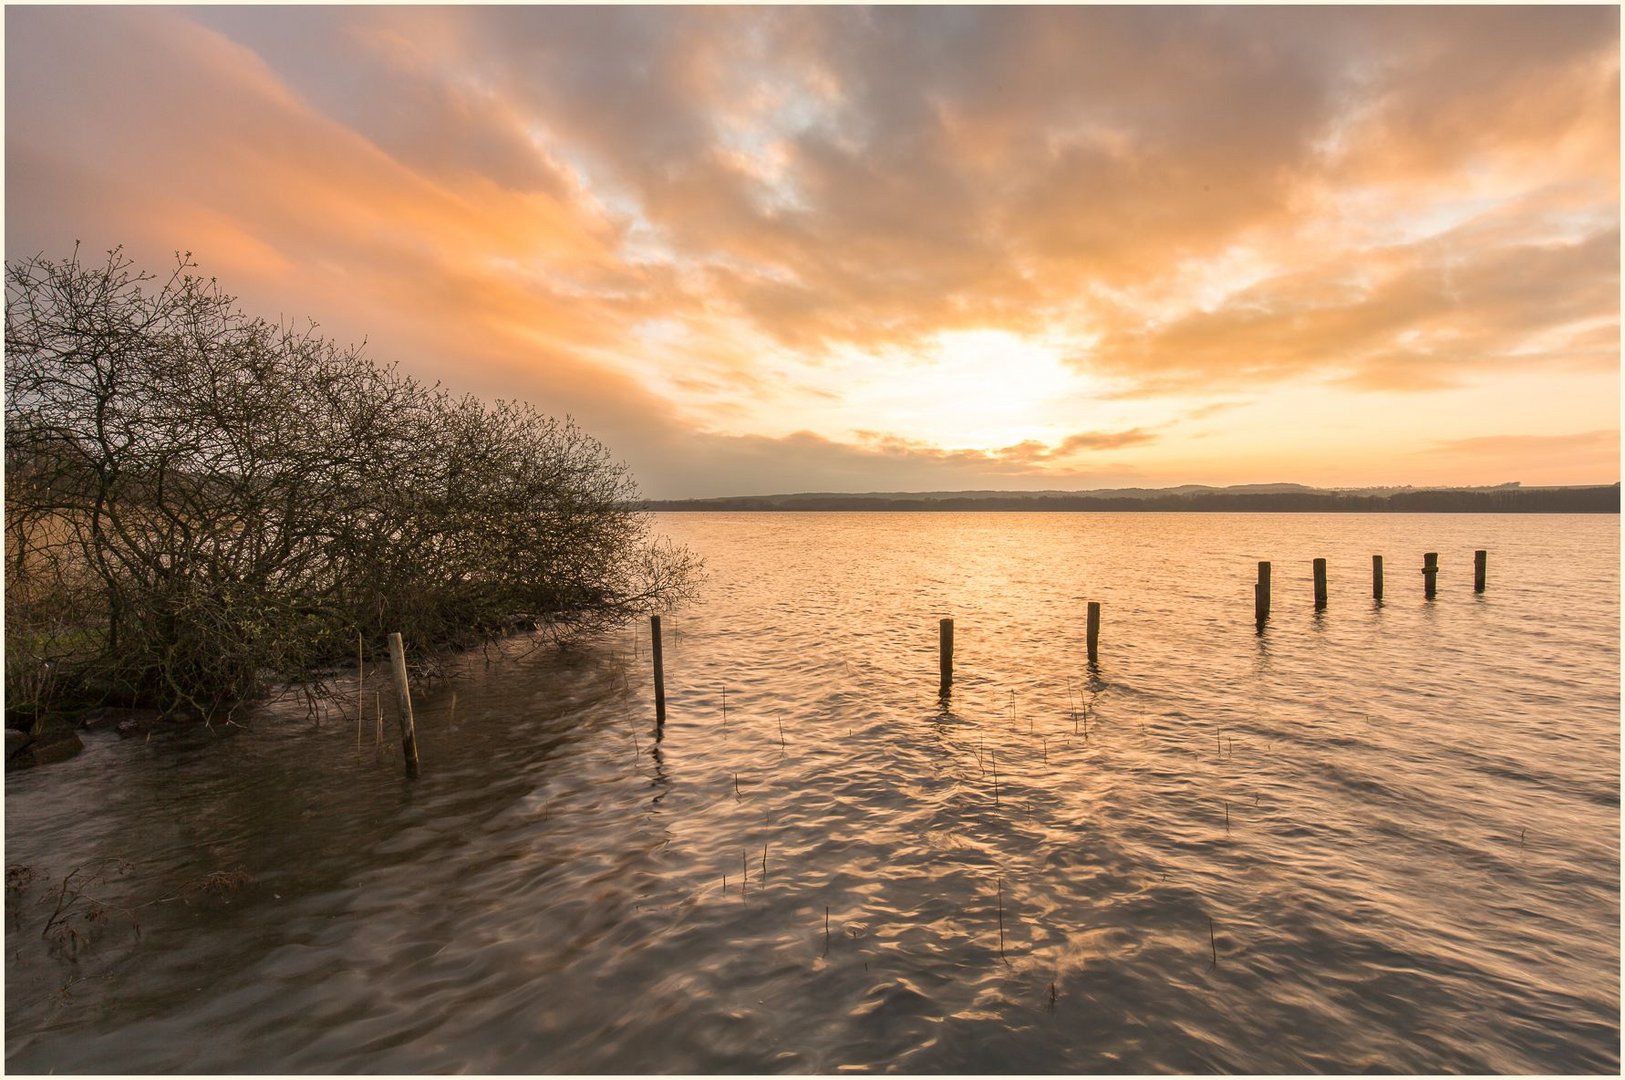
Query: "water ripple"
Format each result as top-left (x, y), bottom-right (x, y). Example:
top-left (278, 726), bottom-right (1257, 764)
top-left (5, 512), bottom-right (1618, 1073)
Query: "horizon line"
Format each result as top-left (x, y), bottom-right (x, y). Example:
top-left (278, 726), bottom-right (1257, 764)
top-left (643, 480), bottom-right (1623, 503)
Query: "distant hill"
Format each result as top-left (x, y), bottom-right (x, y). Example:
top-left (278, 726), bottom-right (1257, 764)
top-left (642, 483), bottom-right (1621, 513)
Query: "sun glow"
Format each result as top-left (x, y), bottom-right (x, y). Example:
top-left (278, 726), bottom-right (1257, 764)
top-left (838, 328), bottom-right (1100, 452)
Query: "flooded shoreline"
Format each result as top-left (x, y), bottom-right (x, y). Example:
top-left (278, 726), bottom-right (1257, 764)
top-left (7, 513), bottom-right (1619, 1073)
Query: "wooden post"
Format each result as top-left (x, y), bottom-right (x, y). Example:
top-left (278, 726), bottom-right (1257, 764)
top-left (1086, 601), bottom-right (1101, 665)
top-left (1474, 550), bottom-right (1487, 593)
top-left (650, 615), bottom-right (667, 725)
top-left (1372, 555), bottom-right (1384, 601)
top-left (1313, 558), bottom-right (1327, 610)
top-left (387, 632), bottom-right (420, 779)
top-left (1422, 552), bottom-right (1438, 599)
top-left (939, 617), bottom-right (954, 694)
top-left (1255, 561), bottom-right (1271, 626)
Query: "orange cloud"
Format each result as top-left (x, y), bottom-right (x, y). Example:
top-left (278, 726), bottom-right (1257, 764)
top-left (1088, 219), bottom-right (1618, 395)
top-left (1422, 430), bottom-right (1620, 487)
top-left (5, 7), bottom-right (678, 428)
top-left (5, 6), bottom-right (1617, 496)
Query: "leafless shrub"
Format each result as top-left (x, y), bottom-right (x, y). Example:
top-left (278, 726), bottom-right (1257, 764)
top-left (5, 246), bottom-right (700, 720)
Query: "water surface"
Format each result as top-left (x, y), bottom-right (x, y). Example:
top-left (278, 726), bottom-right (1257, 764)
top-left (6, 512), bottom-right (1619, 1072)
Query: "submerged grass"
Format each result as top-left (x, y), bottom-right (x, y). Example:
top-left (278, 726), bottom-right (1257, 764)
top-left (997, 878), bottom-right (1006, 962)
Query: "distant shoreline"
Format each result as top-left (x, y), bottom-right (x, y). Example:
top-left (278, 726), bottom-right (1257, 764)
top-left (643, 484), bottom-right (1621, 514)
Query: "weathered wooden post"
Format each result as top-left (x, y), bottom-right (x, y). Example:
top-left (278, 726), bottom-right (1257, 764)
top-left (1372, 555), bottom-right (1384, 601)
top-left (650, 615), bottom-right (667, 724)
top-left (938, 617), bottom-right (954, 694)
top-left (1086, 601), bottom-right (1101, 665)
top-left (1474, 550), bottom-right (1487, 593)
top-left (1313, 558), bottom-right (1328, 610)
top-left (387, 632), bottom-right (420, 779)
top-left (1255, 561), bottom-right (1271, 626)
top-left (1422, 552), bottom-right (1439, 599)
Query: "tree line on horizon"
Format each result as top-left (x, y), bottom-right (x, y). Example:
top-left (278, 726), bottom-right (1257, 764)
top-left (643, 486), bottom-right (1621, 514)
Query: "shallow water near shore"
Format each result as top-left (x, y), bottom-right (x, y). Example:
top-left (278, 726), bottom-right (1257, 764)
top-left (5, 512), bottom-right (1619, 1073)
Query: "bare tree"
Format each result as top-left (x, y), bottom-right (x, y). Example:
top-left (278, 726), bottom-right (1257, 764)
top-left (5, 246), bottom-right (699, 722)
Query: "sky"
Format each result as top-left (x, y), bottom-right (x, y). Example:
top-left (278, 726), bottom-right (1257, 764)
top-left (5, 5), bottom-right (1619, 499)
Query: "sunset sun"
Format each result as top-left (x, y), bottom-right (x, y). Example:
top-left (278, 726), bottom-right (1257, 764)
top-left (837, 328), bottom-right (1101, 454)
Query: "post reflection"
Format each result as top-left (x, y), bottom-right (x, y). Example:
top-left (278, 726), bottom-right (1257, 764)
top-left (1085, 660), bottom-right (1105, 691)
top-left (649, 716), bottom-right (668, 805)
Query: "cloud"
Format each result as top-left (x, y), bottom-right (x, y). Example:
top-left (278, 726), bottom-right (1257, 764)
top-left (850, 427), bottom-right (1156, 470)
top-left (630, 428), bottom-right (1155, 499)
top-left (4, 6), bottom-right (1616, 496)
top-left (1332, 7), bottom-right (1620, 186)
top-left (1088, 211), bottom-right (1618, 394)
top-left (174, 5), bottom-right (1617, 368)
top-left (1420, 429), bottom-right (1619, 486)
top-left (993, 430), bottom-right (1159, 465)
top-left (1427, 429), bottom-right (1619, 459)
top-left (4, 6), bottom-right (681, 440)
top-left (1181, 401), bottom-right (1248, 422)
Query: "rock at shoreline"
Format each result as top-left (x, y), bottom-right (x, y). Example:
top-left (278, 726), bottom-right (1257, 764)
top-left (5, 706), bottom-right (195, 769)
top-left (5, 725), bottom-right (84, 771)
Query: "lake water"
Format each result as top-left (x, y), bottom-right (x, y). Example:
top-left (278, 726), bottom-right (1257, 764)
top-left (5, 512), bottom-right (1619, 1073)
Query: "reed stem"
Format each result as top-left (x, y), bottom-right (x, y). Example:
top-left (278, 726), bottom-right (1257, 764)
top-left (997, 879), bottom-right (1006, 960)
